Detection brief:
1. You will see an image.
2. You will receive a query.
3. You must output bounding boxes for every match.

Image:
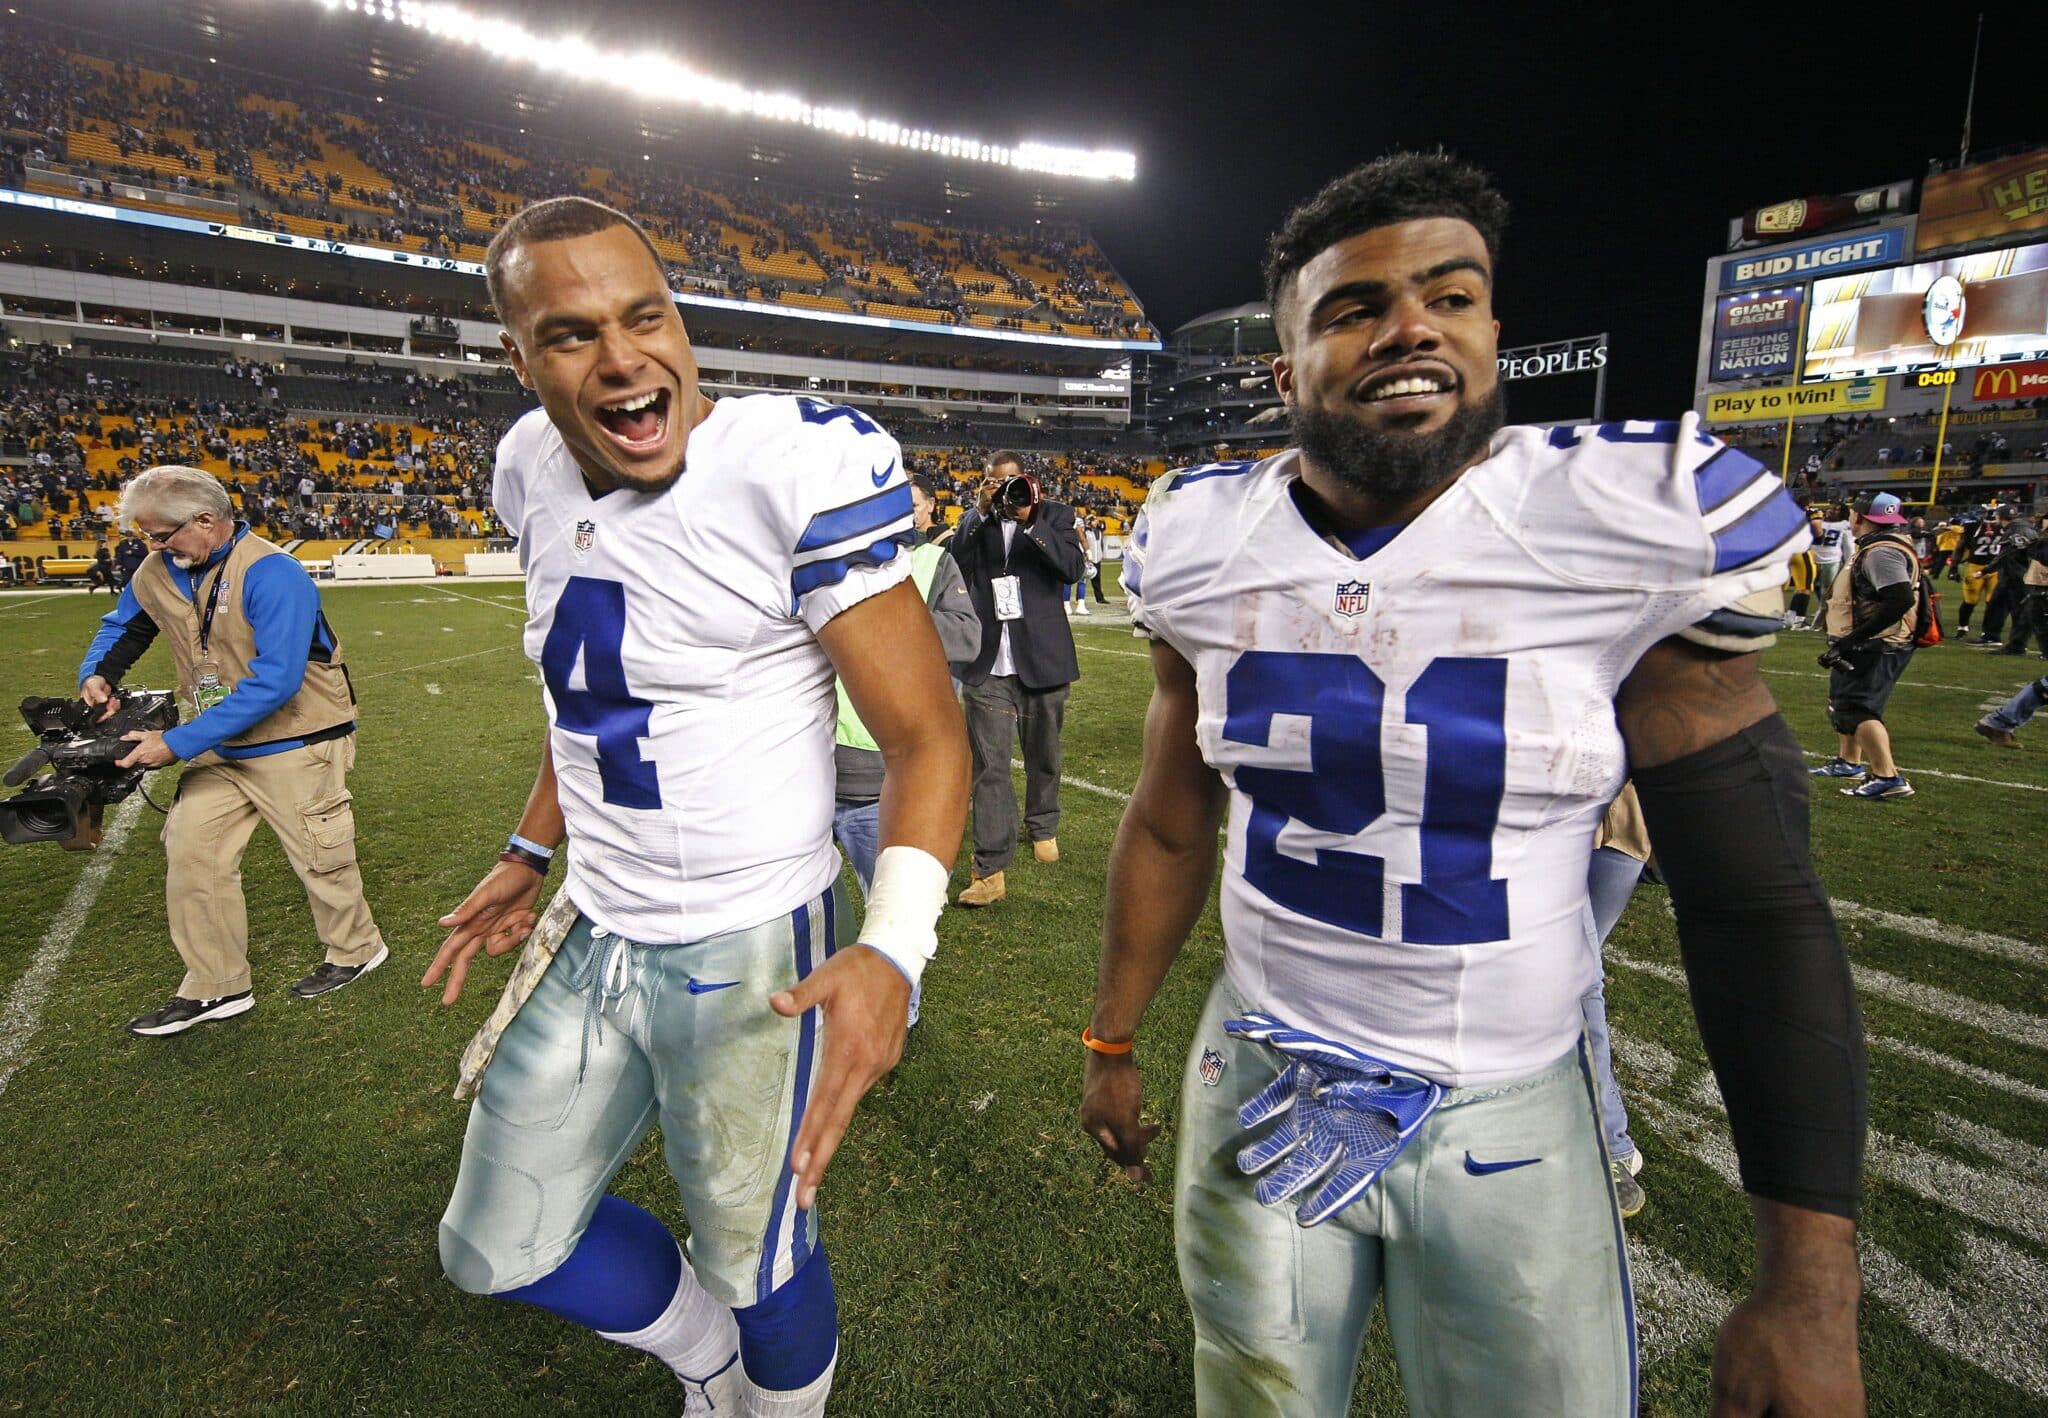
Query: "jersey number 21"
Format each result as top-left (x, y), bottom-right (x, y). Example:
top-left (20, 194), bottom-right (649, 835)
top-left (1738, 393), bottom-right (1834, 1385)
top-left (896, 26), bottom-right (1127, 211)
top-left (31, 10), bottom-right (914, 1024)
top-left (1225, 651), bottom-right (1509, 945)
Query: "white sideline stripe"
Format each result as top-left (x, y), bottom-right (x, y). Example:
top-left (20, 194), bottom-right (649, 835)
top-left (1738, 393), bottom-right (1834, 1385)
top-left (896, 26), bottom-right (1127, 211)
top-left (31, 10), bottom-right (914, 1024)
top-left (0, 594), bottom-right (59, 613)
top-left (1800, 749), bottom-right (2048, 793)
top-left (354, 644), bottom-right (516, 682)
top-left (1830, 897), bottom-right (2045, 969)
top-left (1627, 1241), bottom-right (1731, 1365)
top-left (1012, 759), bottom-right (1133, 803)
top-left (1076, 643), bottom-right (1150, 660)
top-left (1615, 1033), bottom-right (2048, 1398)
top-left (1763, 667), bottom-right (2030, 694)
top-left (429, 585), bottom-right (527, 622)
top-left (1609, 950), bottom-right (2048, 1053)
top-left (0, 795), bottom-right (145, 1100)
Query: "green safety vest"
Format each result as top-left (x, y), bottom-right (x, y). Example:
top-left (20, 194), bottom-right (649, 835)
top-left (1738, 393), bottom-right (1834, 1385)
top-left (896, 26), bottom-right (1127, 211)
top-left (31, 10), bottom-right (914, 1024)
top-left (835, 540), bottom-right (945, 752)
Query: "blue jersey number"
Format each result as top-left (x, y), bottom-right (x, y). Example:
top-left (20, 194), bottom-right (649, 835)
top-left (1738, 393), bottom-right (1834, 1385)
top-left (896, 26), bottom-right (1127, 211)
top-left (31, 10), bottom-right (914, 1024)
top-left (796, 397), bottom-right (882, 437)
top-left (540, 576), bottom-right (661, 809)
top-left (1223, 651), bottom-right (1509, 945)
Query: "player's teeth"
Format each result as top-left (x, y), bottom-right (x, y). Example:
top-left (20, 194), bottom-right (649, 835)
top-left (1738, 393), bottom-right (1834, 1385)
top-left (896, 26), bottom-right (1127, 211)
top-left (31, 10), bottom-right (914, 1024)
top-left (1368, 377), bottom-right (1444, 400)
top-left (605, 390), bottom-right (659, 412)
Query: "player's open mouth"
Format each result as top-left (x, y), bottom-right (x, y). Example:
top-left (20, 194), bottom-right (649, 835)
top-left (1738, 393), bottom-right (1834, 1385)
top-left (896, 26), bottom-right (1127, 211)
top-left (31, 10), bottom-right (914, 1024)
top-left (593, 387), bottom-right (672, 454)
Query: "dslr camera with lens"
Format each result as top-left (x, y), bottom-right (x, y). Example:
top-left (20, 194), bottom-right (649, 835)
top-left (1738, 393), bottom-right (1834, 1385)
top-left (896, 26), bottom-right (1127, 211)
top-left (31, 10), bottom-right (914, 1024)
top-left (0, 691), bottom-right (179, 849)
top-left (999, 471), bottom-right (1040, 517)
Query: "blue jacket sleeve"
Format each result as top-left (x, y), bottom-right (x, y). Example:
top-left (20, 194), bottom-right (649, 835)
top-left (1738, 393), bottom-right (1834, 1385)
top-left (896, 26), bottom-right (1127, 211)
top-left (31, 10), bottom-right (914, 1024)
top-left (80, 583), bottom-right (159, 688)
top-left (162, 556), bottom-right (319, 760)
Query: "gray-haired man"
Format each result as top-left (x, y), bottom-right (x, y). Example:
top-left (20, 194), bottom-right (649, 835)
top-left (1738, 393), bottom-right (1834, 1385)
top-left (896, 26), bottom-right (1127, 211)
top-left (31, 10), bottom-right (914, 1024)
top-left (79, 465), bottom-right (384, 1036)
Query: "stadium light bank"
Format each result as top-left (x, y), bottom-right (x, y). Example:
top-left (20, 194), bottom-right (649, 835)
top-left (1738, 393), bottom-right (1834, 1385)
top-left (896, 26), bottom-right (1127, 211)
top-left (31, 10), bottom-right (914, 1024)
top-left (292, 0), bottom-right (1138, 182)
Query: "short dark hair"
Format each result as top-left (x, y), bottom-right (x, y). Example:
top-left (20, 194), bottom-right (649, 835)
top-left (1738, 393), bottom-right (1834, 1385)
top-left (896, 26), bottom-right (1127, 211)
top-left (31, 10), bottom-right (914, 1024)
top-left (909, 474), bottom-right (936, 499)
top-left (1262, 152), bottom-right (1510, 328)
top-left (986, 449), bottom-right (1025, 475)
top-left (485, 196), bottom-right (667, 323)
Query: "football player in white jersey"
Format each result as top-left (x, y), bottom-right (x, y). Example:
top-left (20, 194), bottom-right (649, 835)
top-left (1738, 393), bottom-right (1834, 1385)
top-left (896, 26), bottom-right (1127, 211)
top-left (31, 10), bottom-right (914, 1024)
top-left (1081, 156), bottom-right (1866, 1417)
top-left (420, 198), bottom-right (967, 1416)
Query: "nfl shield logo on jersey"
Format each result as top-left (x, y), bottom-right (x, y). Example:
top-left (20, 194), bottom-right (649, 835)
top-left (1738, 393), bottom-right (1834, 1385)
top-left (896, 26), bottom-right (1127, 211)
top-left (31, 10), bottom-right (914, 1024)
top-left (1199, 1047), bottom-right (1227, 1086)
top-left (573, 519), bottom-right (596, 556)
top-left (1333, 580), bottom-right (1371, 618)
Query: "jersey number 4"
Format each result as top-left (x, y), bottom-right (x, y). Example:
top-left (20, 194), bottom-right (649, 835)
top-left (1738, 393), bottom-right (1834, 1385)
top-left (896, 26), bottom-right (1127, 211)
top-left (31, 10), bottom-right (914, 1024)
top-left (1225, 651), bottom-right (1508, 945)
top-left (540, 577), bottom-right (661, 809)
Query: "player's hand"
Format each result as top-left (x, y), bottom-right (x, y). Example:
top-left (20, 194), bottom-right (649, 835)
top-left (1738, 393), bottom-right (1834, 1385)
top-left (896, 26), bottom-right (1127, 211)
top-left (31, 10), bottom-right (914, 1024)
top-left (1710, 1280), bottom-right (1864, 1416)
top-left (770, 943), bottom-right (910, 1211)
top-left (976, 472), bottom-right (1003, 513)
top-left (115, 729), bottom-right (176, 769)
top-left (82, 675), bottom-right (119, 720)
top-left (1081, 1049), bottom-right (1160, 1182)
top-left (422, 862), bottom-right (545, 1005)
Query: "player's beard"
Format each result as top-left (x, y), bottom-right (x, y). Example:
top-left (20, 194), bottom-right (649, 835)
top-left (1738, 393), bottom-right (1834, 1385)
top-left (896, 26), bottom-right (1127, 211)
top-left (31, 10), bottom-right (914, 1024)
top-left (1295, 384), bottom-right (1507, 504)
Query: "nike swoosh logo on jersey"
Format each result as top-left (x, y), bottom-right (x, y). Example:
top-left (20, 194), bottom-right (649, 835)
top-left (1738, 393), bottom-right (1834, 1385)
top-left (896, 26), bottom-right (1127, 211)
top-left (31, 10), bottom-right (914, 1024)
top-left (871, 461), bottom-right (896, 487)
top-left (1463, 1152), bottom-right (1543, 1176)
top-left (686, 978), bottom-right (739, 994)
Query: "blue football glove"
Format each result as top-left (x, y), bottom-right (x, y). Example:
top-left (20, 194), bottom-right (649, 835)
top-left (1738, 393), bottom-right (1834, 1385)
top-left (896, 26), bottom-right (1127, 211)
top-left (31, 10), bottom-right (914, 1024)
top-left (1223, 1013), bottom-right (1444, 1227)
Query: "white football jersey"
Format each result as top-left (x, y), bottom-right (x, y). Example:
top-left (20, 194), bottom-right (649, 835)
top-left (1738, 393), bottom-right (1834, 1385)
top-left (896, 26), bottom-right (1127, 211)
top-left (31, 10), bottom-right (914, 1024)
top-left (493, 394), bottom-right (913, 943)
top-left (1125, 417), bottom-right (1808, 1087)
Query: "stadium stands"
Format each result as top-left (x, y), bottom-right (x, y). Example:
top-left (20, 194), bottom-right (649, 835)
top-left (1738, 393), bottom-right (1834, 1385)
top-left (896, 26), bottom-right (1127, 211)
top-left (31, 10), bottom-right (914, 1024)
top-left (0, 31), bottom-right (1156, 345)
top-left (0, 340), bottom-right (1158, 582)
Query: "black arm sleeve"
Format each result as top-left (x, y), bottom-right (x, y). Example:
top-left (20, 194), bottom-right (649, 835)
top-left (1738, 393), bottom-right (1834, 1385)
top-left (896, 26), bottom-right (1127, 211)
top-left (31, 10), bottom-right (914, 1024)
top-left (1843, 581), bottom-right (1915, 643)
top-left (90, 608), bottom-right (160, 686)
top-left (1631, 714), bottom-right (1867, 1219)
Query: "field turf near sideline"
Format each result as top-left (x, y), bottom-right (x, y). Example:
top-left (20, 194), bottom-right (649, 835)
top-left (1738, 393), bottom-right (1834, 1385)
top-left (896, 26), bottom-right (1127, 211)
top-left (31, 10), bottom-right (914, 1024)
top-left (0, 580), bottom-right (2043, 1417)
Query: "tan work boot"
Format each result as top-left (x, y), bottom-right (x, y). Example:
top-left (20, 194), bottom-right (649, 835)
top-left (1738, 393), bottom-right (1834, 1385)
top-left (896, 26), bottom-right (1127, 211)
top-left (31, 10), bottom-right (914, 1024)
top-left (1975, 719), bottom-right (2023, 749)
top-left (1032, 838), bottom-right (1060, 864)
top-left (956, 871), bottom-right (1006, 907)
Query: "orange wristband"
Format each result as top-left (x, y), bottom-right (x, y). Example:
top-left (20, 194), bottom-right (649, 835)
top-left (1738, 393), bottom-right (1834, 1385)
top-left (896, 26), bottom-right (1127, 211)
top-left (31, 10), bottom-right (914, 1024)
top-left (1081, 1026), bottom-right (1134, 1055)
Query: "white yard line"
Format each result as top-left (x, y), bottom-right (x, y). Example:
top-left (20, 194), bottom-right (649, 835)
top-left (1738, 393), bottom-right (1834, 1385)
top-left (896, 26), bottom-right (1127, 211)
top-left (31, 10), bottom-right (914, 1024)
top-left (1762, 667), bottom-right (2035, 694)
top-left (1610, 950), bottom-right (2048, 1053)
top-left (1861, 1236), bottom-right (2048, 1399)
top-left (354, 644), bottom-right (517, 682)
top-left (0, 594), bottom-right (60, 613)
top-left (0, 795), bottom-right (145, 1100)
top-left (1011, 759), bottom-right (1136, 804)
top-left (1616, 1030), bottom-right (2048, 1398)
top-left (1856, 962), bottom-right (2048, 1051)
top-left (1869, 1036), bottom-right (2048, 1108)
top-left (1627, 1241), bottom-right (1733, 1366)
top-left (431, 585), bottom-right (527, 623)
top-left (1075, 643), bottom-right (1151, 661)
top-left (1830, 898), bottom-right (2045, 969)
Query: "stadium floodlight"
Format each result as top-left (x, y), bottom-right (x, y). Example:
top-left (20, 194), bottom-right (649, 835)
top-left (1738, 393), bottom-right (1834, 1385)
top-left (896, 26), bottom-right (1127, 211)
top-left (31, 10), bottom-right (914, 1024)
top-left (279, 0), bottom-right (1137, 181)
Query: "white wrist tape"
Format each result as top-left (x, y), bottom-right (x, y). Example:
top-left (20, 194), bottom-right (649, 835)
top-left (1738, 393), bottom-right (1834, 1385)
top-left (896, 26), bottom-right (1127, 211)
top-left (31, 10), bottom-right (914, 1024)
top-left (855, 846), bottom-right (950, 987)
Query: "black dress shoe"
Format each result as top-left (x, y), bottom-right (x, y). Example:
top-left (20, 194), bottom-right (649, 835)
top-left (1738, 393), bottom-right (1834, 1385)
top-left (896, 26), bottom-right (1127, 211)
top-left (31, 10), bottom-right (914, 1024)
top-left (291, 943), bottom-right (389, 998)
top-left (126, 991), bottom-right (254, 1037)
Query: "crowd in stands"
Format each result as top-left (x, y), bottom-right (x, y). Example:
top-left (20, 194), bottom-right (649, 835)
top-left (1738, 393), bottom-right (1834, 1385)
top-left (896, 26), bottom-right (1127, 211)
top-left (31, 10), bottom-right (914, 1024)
top-left (0, 343), bottom-right (1156, 562)
top-left (0, 32), bottom-right (1154, 343)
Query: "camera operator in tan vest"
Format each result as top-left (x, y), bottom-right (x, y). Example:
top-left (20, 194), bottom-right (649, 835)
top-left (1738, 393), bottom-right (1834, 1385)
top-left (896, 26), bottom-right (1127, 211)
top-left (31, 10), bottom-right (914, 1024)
top-left (77, 466), bottom-right (386, 1037)
top-left (1808, 491), bottom-right (1919, 801)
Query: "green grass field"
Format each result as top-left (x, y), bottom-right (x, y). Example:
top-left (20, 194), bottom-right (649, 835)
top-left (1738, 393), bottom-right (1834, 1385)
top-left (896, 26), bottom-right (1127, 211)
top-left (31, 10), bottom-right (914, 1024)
top-left (0, 579), bottom-right (2043, 1416)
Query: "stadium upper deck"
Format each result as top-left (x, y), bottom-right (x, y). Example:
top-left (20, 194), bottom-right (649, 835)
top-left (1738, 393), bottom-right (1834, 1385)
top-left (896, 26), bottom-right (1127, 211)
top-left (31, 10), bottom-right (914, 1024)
top-left (0, 19), bottom-right (1154, 348)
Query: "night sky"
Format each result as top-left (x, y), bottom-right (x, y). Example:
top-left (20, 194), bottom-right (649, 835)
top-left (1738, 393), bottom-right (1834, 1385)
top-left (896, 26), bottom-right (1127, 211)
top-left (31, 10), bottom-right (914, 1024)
top-left (46, 1), bottom-right (2048, 419)
top-left (470, 0), bottom-right (2037, 419)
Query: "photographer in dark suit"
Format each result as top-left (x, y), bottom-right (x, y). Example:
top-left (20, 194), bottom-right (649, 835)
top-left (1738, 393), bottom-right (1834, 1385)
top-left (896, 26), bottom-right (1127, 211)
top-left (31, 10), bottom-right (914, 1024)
top-left (950, 451), bottom-right (1087, 906)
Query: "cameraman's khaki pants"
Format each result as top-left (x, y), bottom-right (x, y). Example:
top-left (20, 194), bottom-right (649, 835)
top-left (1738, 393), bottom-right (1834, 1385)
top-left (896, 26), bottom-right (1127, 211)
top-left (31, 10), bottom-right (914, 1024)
top-left (164, 736), bottom-right (384, 999)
